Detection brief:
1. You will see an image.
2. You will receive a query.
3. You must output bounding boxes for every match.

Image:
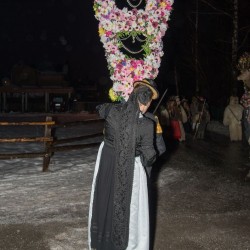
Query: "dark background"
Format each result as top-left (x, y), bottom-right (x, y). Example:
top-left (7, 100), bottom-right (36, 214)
top-left (0, 0), bottom-right (249, 118)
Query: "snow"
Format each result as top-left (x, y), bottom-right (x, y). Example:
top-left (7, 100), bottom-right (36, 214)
top-left (0, 121), bottom-right (104, 249)
top-left (206, 120), bottom-right (229, 137)
top-left (0, 117), bottom-right (237, 249)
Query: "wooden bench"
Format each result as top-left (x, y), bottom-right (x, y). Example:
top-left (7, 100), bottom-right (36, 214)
top-left (0, 116), bottom-right (55, 172)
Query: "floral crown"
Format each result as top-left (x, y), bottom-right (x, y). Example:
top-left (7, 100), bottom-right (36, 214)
top-left (93, 0), bottom-right (174, 102)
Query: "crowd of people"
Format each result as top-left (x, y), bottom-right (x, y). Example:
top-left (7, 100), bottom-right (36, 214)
top-left (158, 95), bottom-right (210, 142)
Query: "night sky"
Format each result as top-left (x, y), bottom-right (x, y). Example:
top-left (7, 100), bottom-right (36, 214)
top-left (0, 0), bottom-right (249, 114)
top-left (0, 0), bottom-right (186, 87)
top-left (0, 0), bottom-right (108, 84)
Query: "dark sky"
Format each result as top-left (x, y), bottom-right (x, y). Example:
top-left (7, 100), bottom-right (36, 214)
top-left (0, 0), bottom-right (187, 90)
top-left (0, 0), bottom-right (108, 84)
top-left (0, 0), bottom-right (249, 104)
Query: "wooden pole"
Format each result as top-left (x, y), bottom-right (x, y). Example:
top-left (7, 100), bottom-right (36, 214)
top-left (174, 65), bottom-right (179, 96)
top-left (195, 0), bottom-right (199, 93)
top-left (153, 88), bottom-right (168, 114)
top-left (232, 0), bottom-right (238, 94)
top-left (193, 99), bottom-right (206, 139)
top-left (43, 116), bottom-right (53, 172)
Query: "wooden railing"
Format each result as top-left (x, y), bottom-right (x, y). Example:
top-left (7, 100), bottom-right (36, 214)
top-left (0, 117), bottom-right (104, 172)
top-left (51, 119), bottom-right (103, 153)
top-left (0, 117), bottom-right (55, 172)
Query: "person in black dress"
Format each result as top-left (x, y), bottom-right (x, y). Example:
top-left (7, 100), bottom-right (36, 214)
top-left (88, 79), bottom-right (165, 250)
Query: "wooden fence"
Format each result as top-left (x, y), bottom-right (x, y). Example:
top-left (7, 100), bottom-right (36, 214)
top-left (0, 117), bottom-right (104, 172)
top-left (0, 117), bottom-right (54, 171)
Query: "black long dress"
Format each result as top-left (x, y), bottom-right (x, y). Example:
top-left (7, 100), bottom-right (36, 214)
top-left (89, 103), bottom-right (157, 250)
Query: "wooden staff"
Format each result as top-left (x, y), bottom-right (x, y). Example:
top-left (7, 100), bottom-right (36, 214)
top-left (153, 88), bottom-right (168, 115)
top-left (193, 99), bottom-right (206, 139)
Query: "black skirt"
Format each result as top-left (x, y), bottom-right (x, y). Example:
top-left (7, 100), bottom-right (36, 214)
top-left (91, 144), bottom-right (117, 250)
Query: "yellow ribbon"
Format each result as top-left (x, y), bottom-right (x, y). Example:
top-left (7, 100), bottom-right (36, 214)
top-left (155, 116), bottom-right (163, 134)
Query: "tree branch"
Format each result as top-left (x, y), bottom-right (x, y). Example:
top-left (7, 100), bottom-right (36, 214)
top-left (237, 30), bottom-right (250, 50)
top-left (200, 0), bottom-right (232, 18)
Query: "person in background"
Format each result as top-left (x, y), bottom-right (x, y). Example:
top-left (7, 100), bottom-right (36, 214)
top-left (158, 101), bottom-right (170, 136)
top-left (181, 98), bottom-right (192, 134)
top-left (237, 52), bottom-right (250, 146)
top-left (237, 52), bottom-right (250, 180)
top-left (223, 96), bottom-right (243, 141)
top-left (165, 96), bottom-right (181, 141)
top-left (174, 96), bottom-right (187, 141)
top-left (88, 79), bottom-right (165, 250)
top-left (193, 96), bottom-right (210, 139)
top-left (190, 96), bottom-right (199, 131)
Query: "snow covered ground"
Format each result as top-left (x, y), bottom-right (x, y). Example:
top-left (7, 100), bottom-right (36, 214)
top-left (207, 120), bottom-right (229, 137)
top-left (0, 118), bottom-right (248, 250)
top-left (0, 122), bottom-right (103, 249)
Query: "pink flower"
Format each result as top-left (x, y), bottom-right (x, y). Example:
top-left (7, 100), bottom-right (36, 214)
top-left (166, 5), bottom-right (172, 11)
top-left (132, 8), bottom-right (138, 16)
top-left (131, 15), bottom-right (137, 21)
top-left (131, 60), bottom-right (139, 68)
top-left (105, 31), bottom-right (112, 37)
top-left (133, 75), bottom-right (140, 81)
top-left (117, 85), bottom-right (125, 91)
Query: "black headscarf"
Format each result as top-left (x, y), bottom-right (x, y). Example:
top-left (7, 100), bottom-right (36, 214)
top-left (111, 91), bottom-right (140, 249)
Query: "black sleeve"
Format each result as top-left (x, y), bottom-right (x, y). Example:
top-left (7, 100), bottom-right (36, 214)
top-left (155, 133), bottom-right (166, 156)
top-left (96, 103), bottom-right (113, 119)
top-left (137, 119), bottom-right (157, 167)
top-left (143, 112), bottom-right (166, 156)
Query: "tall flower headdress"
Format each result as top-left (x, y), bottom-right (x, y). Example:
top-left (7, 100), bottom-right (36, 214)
top-left (94, 0), bottom-right (174, 101)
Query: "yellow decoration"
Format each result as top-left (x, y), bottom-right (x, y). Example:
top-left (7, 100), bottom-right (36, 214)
top-left (155, 116), bottom-right (163, 134)
top-left (98, 27), bottom-right (105, 36)
top-left (160, 2), bottom-right (166, 7)
top-left (156, 121), bottom-right (163, 134)
top-left (109, 88), bottom-right (118, 102)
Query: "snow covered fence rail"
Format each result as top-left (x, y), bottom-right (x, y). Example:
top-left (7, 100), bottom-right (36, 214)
top-left (51, 118), bottom-right (104, 152)
top-left (0, 115), bottom-right (104, 172)
top-left (0, 116), bottom-right (55, 172)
